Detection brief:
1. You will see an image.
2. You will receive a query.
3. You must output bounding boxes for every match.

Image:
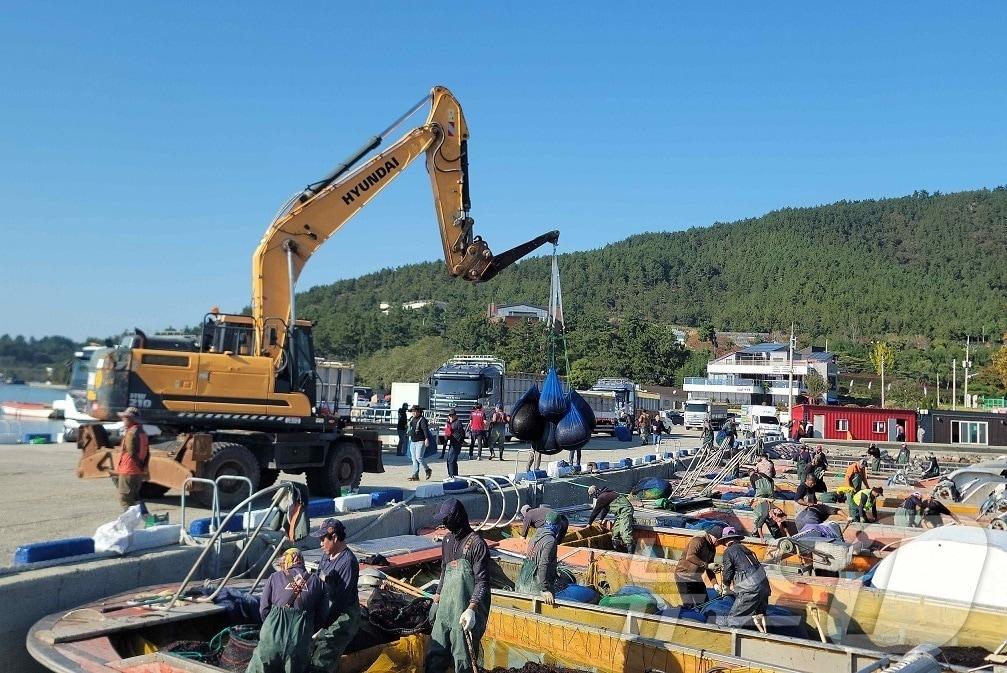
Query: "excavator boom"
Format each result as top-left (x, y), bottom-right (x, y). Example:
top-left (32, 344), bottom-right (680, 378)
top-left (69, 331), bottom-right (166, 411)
top-left (251, 86), bottom-right (558, 358)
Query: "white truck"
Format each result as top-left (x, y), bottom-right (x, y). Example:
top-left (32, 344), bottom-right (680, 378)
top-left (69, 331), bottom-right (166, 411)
top-left (740, 404), bottom-right (784, 441)
top-left (683, 398), bottom-right (730, 431)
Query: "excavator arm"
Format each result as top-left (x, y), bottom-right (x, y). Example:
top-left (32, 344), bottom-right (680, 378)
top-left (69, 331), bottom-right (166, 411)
top-left (251, 85), bottom-right (559, 358)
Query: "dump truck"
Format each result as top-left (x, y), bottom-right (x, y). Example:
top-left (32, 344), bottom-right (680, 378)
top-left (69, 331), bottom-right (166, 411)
top-left (76, 86), bottom-right (559, 506)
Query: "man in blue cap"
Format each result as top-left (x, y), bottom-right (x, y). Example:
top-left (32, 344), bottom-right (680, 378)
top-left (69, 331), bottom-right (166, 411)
top-left (308, 518), bottom-right (360, 673)
top-left (426, 498), bottom-right (490, 673)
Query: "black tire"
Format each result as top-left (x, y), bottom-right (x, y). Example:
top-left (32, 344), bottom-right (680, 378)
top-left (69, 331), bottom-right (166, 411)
top-left (259, 468), bottom-right (280, 489)
top-left (306, 441), bottom-right (363, 498)
top-left (138, 482), bottom-right (170, 498)
top-left (197, 442), bottom-right (261, 508)
top-left (63, 427), bottom-right (79, 443)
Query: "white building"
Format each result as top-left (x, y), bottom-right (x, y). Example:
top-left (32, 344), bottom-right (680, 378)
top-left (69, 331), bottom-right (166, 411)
top-left (683, 342), bottom-right (838, 406)
top-left (490, 303), bottom-right (548, 324)
top-left (379, 300), bottom-right (448, 315)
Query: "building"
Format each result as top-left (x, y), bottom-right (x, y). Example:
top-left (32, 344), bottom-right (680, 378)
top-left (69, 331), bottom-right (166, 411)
top-left (792, 403), bottom-right (916, 442)
top-left (717, 331), bottom-right (771, 348)
top-left (489, 303), bottom-right (549, 326)
top-left (378, 300), bottom-right (447, 315)
top-left (683, 342), bottom-right (837, 406)
top-left (918, 409), bottom-right (1007, 447)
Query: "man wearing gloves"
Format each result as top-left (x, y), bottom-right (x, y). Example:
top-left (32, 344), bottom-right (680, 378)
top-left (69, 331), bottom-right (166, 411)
top-left (425, 498), bottom-right (491, 673)
top-left (717, 526), bottom-right (771, 632)
top-left (309, 518), bottom-right (360, 673)
top-left (247, 548), bottom-right (326, 673)
top-left (515, 511), bottom-right (566, 604)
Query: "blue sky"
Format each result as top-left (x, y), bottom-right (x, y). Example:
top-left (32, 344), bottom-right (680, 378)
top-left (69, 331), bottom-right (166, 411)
top-left (2, 3), bottom-right (1005, 340)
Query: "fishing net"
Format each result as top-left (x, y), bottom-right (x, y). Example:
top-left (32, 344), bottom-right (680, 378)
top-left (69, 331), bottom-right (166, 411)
top-left (488, 663), bottom-right (583, 673)
top-left (537, 368), bottom-right (567, 420)
top-left (216, 624), bottom-right (260, 671)
top-left (367, 595), bottom-right (434, 636)
top-left (555, 402), bottom-right (590, 450)
top-left (568, 390), bottom-right (595, 428)
top-left (509, 386), bottom-right (544, 441)
top-left (532, 421), bottom-right (562, 455)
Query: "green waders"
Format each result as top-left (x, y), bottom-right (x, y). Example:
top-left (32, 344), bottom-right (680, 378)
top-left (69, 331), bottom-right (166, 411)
top-left (847, 473), bottom-right (864, 517)
top-left (609, 495), bottom-right (636, 553)
top-left (893, 507), bottom-right (918, 528)
top-left (753, 476), bottom-right (774, 499)
top-left (309, 602), bottom-right (360, 673)
top-left (247, 606), bottom-right (312, 673)
top-left (795, 460), bottom-right (807, 485)
top-left (425, 556), bottom-right (490, 673)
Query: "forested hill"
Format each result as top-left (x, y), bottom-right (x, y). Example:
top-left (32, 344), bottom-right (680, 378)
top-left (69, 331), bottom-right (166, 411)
top-left (297, 188), bottom-right (1007, 369)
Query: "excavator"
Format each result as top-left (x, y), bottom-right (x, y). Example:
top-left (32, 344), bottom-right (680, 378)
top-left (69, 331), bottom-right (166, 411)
top-left (77, 86), bottom-right (560, 506)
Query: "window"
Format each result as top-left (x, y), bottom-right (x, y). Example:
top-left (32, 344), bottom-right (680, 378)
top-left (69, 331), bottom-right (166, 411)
top-left (873, 421), bottom-right (886, 433)
top-left (836, 418), bottom-right (849, 431)
top-left (951, 420), bottom-right (988, 445)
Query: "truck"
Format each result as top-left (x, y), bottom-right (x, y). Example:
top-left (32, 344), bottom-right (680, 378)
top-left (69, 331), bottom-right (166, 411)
top-left (75, 86), bottom-right (559, 506)
top-left (428, 356), bottom-right (545, 431)
top-left (683, 398), bottom-right (730, 431)
top-left (739, 404), bottom-right (784, 441)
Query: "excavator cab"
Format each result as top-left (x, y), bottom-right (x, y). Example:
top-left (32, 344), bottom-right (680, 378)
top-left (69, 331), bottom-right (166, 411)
top-left (278, 321), bottom-right (318, 407)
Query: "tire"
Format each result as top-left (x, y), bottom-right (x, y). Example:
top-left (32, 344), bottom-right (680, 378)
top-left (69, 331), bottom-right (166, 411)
top-left (306, 441), bottom-right (363, 498)
top-left (198, 442), bottom-right (261, 508)
top-left (138, 482), bottom-right (170, 498)
top-left (259, 468), bottom-right (279, 489)
top-left (63, 427), bottom-right (79, 443)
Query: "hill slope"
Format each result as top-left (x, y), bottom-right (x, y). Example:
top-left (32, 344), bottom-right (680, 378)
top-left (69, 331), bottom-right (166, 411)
top-left (298, 188), bottom-right (1007, 376)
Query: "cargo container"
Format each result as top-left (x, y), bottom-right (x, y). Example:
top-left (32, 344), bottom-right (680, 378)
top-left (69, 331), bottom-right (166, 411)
top-left (792, 403), bottom-right (916, 442)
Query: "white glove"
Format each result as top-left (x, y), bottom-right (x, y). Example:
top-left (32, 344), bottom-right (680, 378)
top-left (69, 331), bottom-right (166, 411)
top-left (459, 608), bottom-right (476, 632)
top-left (541, 591), bottom-right (555, 605)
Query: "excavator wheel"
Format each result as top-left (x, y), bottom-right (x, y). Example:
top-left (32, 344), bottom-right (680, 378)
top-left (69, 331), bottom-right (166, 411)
top-left (197, 442), bottom-right (261, 509)
top-left (306, 440), bottom-right (363, 498)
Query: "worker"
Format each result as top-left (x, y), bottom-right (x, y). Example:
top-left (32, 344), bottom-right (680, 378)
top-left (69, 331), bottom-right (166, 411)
top-left (755, 454), bottom-right (776, 479)
top-left (407, 405), bottom-right (433, 481)
top-left (866, 444), bottom-right (882, 471)
top-left (246, 548), bottom-right (326, 673)
top-left (753, 495), bottom-right (786, 540)
top-left (488, 404), bottom-right (509, 461)
top-left (716, 526), bottom-right (771, 631)
top-left (850, 486), bottom-right (884, 524)
top-left (921, 496), bottom-right (961, 528)
top-left (749, 468), bottom-right (775, 497)
top-left (396, 402), bottom-right (409, 457)
top-left (795, 502), bottom-right (835, 531)
top-left (797, 520), bottom-right (844, 541)
top-left (810, 446), bottom-right (829, 478)
top-left (425, 498), bottom-right (490, 673)
top-left (468, 403), bottom-right (487, 459)
top-left (444, 410), bottom-right (465, 478)
top-left (519, 504), bottom-right (568, 544)
top-left (701, 420), bottom-right (714, 454)
top-left (587, 485), bottom-right (636, 553)
top-left (794, 445), bottom-right (811, 484)
top-left (674, 526), bottom-right (722, 606)
top-left (762, 506), bottom-right (791, 539)
top-left (795, 473), bottom-right (826, 507)
top-left (309, 518), bottom-right (360, 673)
top-left (114, 407), bottom-right (149, 510)
top-left (844, 459), bottom-right (871, 516)
top-left (895, 492), bottom-right (961, 528)
top-left (921, 453), bottom-right (941, 479)
top-left (638, 410), bottom-right (651, 445)
top-left (897, 443), bottom-right (911, 465)
top-left (516, 511), bottom-right (565, 603)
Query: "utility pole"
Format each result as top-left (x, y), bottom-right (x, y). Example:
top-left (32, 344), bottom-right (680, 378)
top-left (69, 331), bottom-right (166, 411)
top-left (952, 360), bottom-right (957, 411)
top-left (787, 323), bottom-right (795, 420)
top-left (963, 336), bottom-right (972, 409)
top-left (880, 354), bottom-right (886, 409)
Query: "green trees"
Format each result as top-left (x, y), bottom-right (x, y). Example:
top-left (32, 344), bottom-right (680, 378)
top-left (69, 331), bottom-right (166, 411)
top-left (803, 369), bottom-right (828, 403)
top-left (870, 342), bottom-right (897, 407)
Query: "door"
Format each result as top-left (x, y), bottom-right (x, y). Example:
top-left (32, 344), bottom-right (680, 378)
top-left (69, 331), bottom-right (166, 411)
top-left (887, 418), bottom-right (899, 442)
top-left (813, 415), bottom-right (825, 439)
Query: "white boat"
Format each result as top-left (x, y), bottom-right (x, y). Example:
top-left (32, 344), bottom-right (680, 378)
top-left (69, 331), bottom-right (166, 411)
top-left (0, 401), bottom-right (56, 419)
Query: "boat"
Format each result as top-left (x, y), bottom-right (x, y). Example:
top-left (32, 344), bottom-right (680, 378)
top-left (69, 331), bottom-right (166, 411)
top-left (0, 400), bottom-right (57, 419)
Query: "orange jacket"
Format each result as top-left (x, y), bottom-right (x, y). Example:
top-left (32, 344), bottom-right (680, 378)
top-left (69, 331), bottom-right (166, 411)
top-left (117, 425), bottom-right (149, 475)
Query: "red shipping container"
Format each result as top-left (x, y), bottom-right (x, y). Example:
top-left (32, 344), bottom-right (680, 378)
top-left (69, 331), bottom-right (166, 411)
top-left (792, 404), bottom-right (916, 442)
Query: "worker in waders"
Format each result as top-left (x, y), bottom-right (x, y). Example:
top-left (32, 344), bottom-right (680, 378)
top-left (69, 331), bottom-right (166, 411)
top-left (844, 459), bottom-right (870, 517)
top-left (716, 526), bottom-right (771, 632)
top-left (587, 485), bottom-right (636, 553)
top-left (519, 504), bottom-right (568, 548)
top-left (851, 486), bottom-right (884, 524)
top-left (308, 518), bottom-right (360, 673)
top-left (675, 526), bottom-right (722, 606)
top-left (515, 511), bottom-right (565, 604)
top-left (794, 445), bottom-right (811, 484)
top-left (247, 549), bottom-right (326, 673)
top-left (426, 498), bottom-right (491, 673)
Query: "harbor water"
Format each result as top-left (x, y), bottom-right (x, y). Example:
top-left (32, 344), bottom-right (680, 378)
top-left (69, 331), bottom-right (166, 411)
top-left (0, 383), bottom-right (68, 442)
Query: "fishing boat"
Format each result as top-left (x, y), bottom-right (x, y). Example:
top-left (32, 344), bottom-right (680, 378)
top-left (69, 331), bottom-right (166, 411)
top-left (0, 400), bottom-right (57, 419)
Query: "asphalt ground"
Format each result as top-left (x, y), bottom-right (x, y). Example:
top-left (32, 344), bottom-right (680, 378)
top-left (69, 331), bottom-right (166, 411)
top-left (0, 428), bottom-right (704, 565)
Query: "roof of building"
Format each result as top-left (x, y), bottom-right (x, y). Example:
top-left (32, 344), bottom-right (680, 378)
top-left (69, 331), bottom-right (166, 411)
top-left (741, 342), bottom-right (788, 354)
top-left (495, 303), bottom-right (547, 311)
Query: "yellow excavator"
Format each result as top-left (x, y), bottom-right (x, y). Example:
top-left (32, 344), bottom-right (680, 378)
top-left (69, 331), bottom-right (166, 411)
top-left (77, 86), bottom-right (559, 505)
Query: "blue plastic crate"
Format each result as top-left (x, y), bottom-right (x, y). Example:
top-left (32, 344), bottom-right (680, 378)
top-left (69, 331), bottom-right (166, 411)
top-left (14, 537), bottom-right (95, 565)
top-left (306, 498), bottom-right (336, 517)
top-left (188, 516), bottom-right (244, 536)
top-left (23, 433), bottom-right (52, 443)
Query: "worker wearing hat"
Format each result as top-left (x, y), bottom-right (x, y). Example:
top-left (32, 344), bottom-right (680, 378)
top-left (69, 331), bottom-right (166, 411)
top-left (247, 548), bottom-right (326, 673)
top-left (425, 498), bottom-right (490, 673)
top-left (308, 518), bottom-right (360, 673)
top-left (587, 485), bottom-right (636, 553)
top-left (716, 526), bottom-right (771, 631)
top-left (114, 407), bottom-right (149, 510)
top-left (844, 459), bottom-right (870, 516)
top-left (515, 510), bottom-right (565, 604)
top-left (850, 486), bottom-right (884, 524)
top-left (675, 525), bottom-right (723, 606)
